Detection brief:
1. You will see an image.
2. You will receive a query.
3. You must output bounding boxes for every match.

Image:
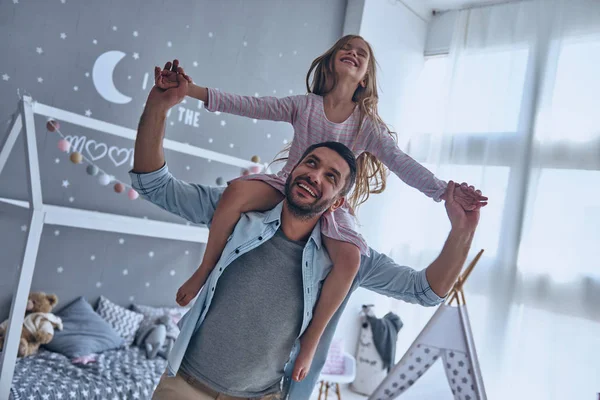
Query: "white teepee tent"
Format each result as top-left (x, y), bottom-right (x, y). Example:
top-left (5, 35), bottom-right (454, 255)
top-left (368, 250), bottom-right (487, 400)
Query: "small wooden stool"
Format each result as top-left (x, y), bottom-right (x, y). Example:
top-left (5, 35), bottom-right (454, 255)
top-left (318, 380), bottom-right (342, 400)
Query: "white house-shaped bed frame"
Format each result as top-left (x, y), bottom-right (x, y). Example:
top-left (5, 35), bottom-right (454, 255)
top-left (0, 96), bottom-right (263, 399)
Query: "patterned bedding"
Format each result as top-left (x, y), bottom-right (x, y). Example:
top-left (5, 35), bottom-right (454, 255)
top-left (10, 347), bottom-right (167, 400)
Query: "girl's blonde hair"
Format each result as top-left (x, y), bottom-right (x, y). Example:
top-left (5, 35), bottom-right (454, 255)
top-left (274, 35), bottom-right (396, 210)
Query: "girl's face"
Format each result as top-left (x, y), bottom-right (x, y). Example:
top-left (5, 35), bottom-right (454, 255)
top-left (334, 38), bottom-right (371, 85)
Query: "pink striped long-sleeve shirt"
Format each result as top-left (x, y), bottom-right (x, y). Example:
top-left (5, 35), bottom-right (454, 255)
top-left (206, 89), bottom-right (447, 202)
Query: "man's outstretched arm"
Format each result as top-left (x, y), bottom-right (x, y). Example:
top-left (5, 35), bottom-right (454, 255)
top-left (130, 62), bottom-right (223, 225)
top-left (359, 181), bottom-right (481, 303)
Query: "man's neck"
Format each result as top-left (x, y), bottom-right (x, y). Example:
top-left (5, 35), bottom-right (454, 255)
top-left (280, 202), bottom-right (321, 242)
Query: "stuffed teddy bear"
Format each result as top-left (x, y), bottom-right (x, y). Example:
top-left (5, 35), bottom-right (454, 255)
top-left (0, 292), bottom-right (63, 357)
top-left (135, 315), bottom-right (178, 359)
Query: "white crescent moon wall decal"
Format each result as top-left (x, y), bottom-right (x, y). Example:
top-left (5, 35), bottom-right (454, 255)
top-left (92, 50), bottom-right (133, 104)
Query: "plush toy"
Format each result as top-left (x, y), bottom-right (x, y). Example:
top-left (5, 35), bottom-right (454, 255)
top-left (0, 292), bottom-right (63, 357)
top-left (135, 315), bottom-right (178, 359)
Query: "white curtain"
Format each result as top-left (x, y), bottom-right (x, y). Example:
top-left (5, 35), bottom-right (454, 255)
top-left (369, 0), bottom-right (600, 398)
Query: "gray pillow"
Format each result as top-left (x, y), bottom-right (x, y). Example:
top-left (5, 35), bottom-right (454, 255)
top-left (44, 296), bottom-right (124, 358)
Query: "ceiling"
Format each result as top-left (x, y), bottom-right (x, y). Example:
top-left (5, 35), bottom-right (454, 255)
top-left (400, 0), bottom-right (515, 21)
top-left (424, 0), bottom-right (507, 11)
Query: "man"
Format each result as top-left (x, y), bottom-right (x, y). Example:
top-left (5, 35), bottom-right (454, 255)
top-left (131, 64), bottom-right (483, 400)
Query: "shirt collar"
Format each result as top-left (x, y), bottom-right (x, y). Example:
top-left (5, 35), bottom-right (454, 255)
top-left (263, 201), bottom-right (323, 250)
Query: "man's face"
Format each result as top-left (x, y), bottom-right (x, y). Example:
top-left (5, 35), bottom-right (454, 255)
top-left (284, 147), bottom-right (351, 219)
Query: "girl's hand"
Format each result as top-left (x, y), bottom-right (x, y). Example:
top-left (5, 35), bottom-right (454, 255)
top-left (451, 182), bottom-right (488, 211)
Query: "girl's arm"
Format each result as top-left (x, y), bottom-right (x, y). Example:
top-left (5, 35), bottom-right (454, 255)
top-left (187, 83), bottom-right (306, 123)
top-left (365, 124), bottom-right (447, 202)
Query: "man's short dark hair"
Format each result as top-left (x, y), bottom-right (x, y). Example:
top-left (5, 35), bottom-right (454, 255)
top-left (297, 142), bottom-right (356, 196)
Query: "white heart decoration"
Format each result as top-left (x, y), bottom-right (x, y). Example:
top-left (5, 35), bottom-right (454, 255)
top-left (85, 140), bottom-right (108, 161)
top-left (108, 146), bottom-right (133, 167)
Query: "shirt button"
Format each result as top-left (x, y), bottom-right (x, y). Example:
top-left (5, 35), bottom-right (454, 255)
top-left (258, 236), bottom-right (263, 240)
top-left (235, 249), bottom-right (240, 254)
top-left (211, 287), bottom-right (215, 291)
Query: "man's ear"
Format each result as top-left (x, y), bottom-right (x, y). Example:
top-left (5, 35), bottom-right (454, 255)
top-left (328, 196), bottom-right (346, 213)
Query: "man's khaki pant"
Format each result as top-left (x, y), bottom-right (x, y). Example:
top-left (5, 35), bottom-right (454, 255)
top-left (152, 370), bottom-right (281, 400)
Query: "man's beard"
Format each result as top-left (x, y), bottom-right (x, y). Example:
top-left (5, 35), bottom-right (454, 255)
top-left (284, 176), bottom-right (334, 220)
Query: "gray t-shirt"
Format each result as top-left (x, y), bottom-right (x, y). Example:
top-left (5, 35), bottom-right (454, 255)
top-left (181, 228), bottom-right (305, 397)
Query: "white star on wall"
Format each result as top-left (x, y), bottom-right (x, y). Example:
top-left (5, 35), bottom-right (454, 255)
top-left (220, 120), bottom-right (226, 126)
top-left (112, 26), bottom-right (118, 31)
top-left (12, 0), bottom-right (18, 4)
top-left (73, 86), bottom-right (78, 91)
top-left (36, 47), bottom-right (43, 54)
top-left (193, 61), bottom-right (198, 67)
top-left (182, 99), bottom-right (187, 104)
top-left (62, 180), bottom-right (69, 188)
top-left (170, 270), bottom-right (176, 276)
top-left (60, 0), bottom-right (66, 3)
top-left (96, 282), bottom-right (102, 288)
top-left (90, 255), bottom-right (95, 261)
top-left (69, 196), bottom-right (74, 202)
top-left (2, 74), bottom-right (10, 81)
top-left (132, 52), bottom-right (139, 60)
top-left (57, 266), bottom-right (63, 273)
top-left (148, 251), bottom-right (154, 258)
top-left (273, 89), bottom-right (277, 94)
top-left (54, 230), bottom-right (60, 236)
top-left (119, 238), bottom-right (125, 244)
top-left (293, 50), bottom-right (298, 55)
top-left (145, 282), bottom-right (150, 287)
top-left (186, 166), bottom-right (190, 170)
top-left (289, 89), bottom-right (293, 94)
top-left (208, 138), bottom-right (213, 143)
top-left (21, 225), bottom-right (27, 232)
top-left (283, 139), bottom-right (289, 144)
top-left (60, 33), bottom-right (67, 39)
top-left (207, 159), bottom-right (212, 163)
top-left (185, 250), bottom-right (189, 255)
top-left (169, 121), bottom-right (174, 126)
top-left (55, 158), bottom-right (60, 163)
top-left (128, 75), bottom-right (131, 80)
top-left (214, 111), bottom-right (221, 115)
top-left (208, 32), bottom-right (214, 38)
top-left (85, 109), bottom-right (92, 117)
top-left (243, 41), bottom-right (248, 47)
top-left (92, 39), bottom-right (97, 45)
top-left (129, 296), bottom-right (134, 301)
top-left (85, 72), bottom-right (90, 77)
top-left (254, 92), bottom-right (259, 97)
top-left (253, 119), bottom-right (258, 124)
top-left (122, 269), bottom-right (128, 275)
top-left (267, 134), bottom-right (271, 138)
top-left (133, 31), bottom-right (138, 37)
top-left (229, 143), bottom-right (234, 148)
top-left (167, 41), bottom-right (172, 47)
top-left (279, 53), bottom-right (283, 58)
top-left (37, 77), bottom-right (43, 83)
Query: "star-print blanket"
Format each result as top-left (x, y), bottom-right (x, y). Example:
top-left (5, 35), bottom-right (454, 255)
top-left (10, 347), bottom-right (167, 400)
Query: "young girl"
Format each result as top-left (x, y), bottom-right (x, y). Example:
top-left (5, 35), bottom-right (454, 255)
top-left (157, 35), bottom-right (486, 382)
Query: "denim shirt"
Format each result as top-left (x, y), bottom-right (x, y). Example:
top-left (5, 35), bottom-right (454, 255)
top-left (129, 164), bottom-right (444, 400)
